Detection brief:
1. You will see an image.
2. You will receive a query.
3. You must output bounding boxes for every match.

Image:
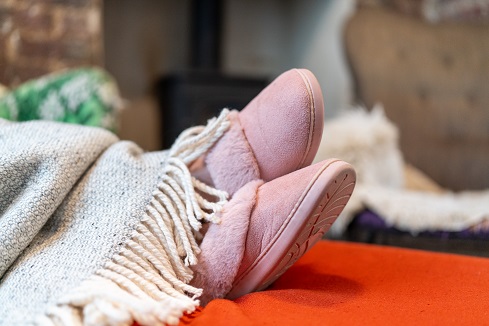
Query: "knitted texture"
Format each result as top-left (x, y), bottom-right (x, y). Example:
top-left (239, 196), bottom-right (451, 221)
top-left (0, 111), bottom-right (230, 325)
top-left (0, 119), bottom-right (118, 276)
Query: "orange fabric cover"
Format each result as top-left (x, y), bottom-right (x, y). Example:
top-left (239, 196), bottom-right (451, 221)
top-left (181, 240), bottom-right (489, 325)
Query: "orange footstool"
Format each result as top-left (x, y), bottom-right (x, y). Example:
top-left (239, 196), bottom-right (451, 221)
top-left (182, 240), bottom-right (489, 325)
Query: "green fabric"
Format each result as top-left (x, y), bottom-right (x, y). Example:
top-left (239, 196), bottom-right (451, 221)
top-left (0, 68), bottom-right (121, 132)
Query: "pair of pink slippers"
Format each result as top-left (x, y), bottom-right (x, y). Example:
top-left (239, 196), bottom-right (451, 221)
top-left (190, 69), bottom-right (356, 304)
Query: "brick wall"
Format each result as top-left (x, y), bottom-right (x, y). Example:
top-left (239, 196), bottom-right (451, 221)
top-left (0, 0), bottom-right (102, 87)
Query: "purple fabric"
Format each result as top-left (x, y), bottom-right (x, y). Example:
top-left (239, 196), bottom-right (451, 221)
top-left (352, 210), bottom-right (489, 240)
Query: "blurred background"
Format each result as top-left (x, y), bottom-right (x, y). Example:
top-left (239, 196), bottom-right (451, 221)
top-left (1, 0), bottom-right (489, 255)
top-left (104, 0), bottom-right (355, 151)
top-left (0, 0), bottom-right (355, 149)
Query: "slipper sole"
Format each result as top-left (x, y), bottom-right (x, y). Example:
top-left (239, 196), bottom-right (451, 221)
top-left (227, 160), bottom-right (356, 299)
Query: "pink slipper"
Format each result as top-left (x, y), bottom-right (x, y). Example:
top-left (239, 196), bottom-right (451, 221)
top-left (191, 159), bottom-right (356, 304)
top-left (194, 69), bottom-right (324, 195)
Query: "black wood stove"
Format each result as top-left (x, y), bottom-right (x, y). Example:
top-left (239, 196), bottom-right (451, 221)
top-left (156, 0), bottom-right (268, 148)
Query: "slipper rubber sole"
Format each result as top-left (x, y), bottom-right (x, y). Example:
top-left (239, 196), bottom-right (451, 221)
top-left (227, 160), bottom-right (356, 299)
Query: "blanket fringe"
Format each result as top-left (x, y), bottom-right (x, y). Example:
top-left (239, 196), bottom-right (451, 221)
top-left (37, 110), bottom-right (231, 326)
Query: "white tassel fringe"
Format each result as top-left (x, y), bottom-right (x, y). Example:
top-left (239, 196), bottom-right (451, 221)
top-left (37, 110), bottom-right (231, 326)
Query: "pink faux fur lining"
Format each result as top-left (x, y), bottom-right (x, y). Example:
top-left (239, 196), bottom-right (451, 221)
top-left (191, 179), bottom-right (264, 305)
top-left (205, 111), bottom-right (261, 196)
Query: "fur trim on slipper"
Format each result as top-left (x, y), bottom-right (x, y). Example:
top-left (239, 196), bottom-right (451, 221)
top-left (191, 179), bottom-right (264, 305)
top-left (205, 111), bottom-right (261, 196)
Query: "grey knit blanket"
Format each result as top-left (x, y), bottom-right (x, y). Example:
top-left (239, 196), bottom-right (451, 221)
top-left (0, 112), bottom-right (230, 325)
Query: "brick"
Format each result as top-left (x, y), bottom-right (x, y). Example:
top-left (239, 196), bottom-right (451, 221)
top-left (59, 10), bottom-right (91, 38)
top-left (4, 64), bottom-right (47, 87)
top-left (0, 0), bottom-right (102, 86)
top-left (17, 38), bottom-right (59, 58)
top-left (61, 40), bottom-right (93, 61)
top-left (15, 6), bottom-right (54, 33)
top-left (47, 0), bottom-right (95, 8)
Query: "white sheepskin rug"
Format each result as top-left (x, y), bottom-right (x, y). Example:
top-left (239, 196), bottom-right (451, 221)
top-left (315, 105), bottom-right (489, 235)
